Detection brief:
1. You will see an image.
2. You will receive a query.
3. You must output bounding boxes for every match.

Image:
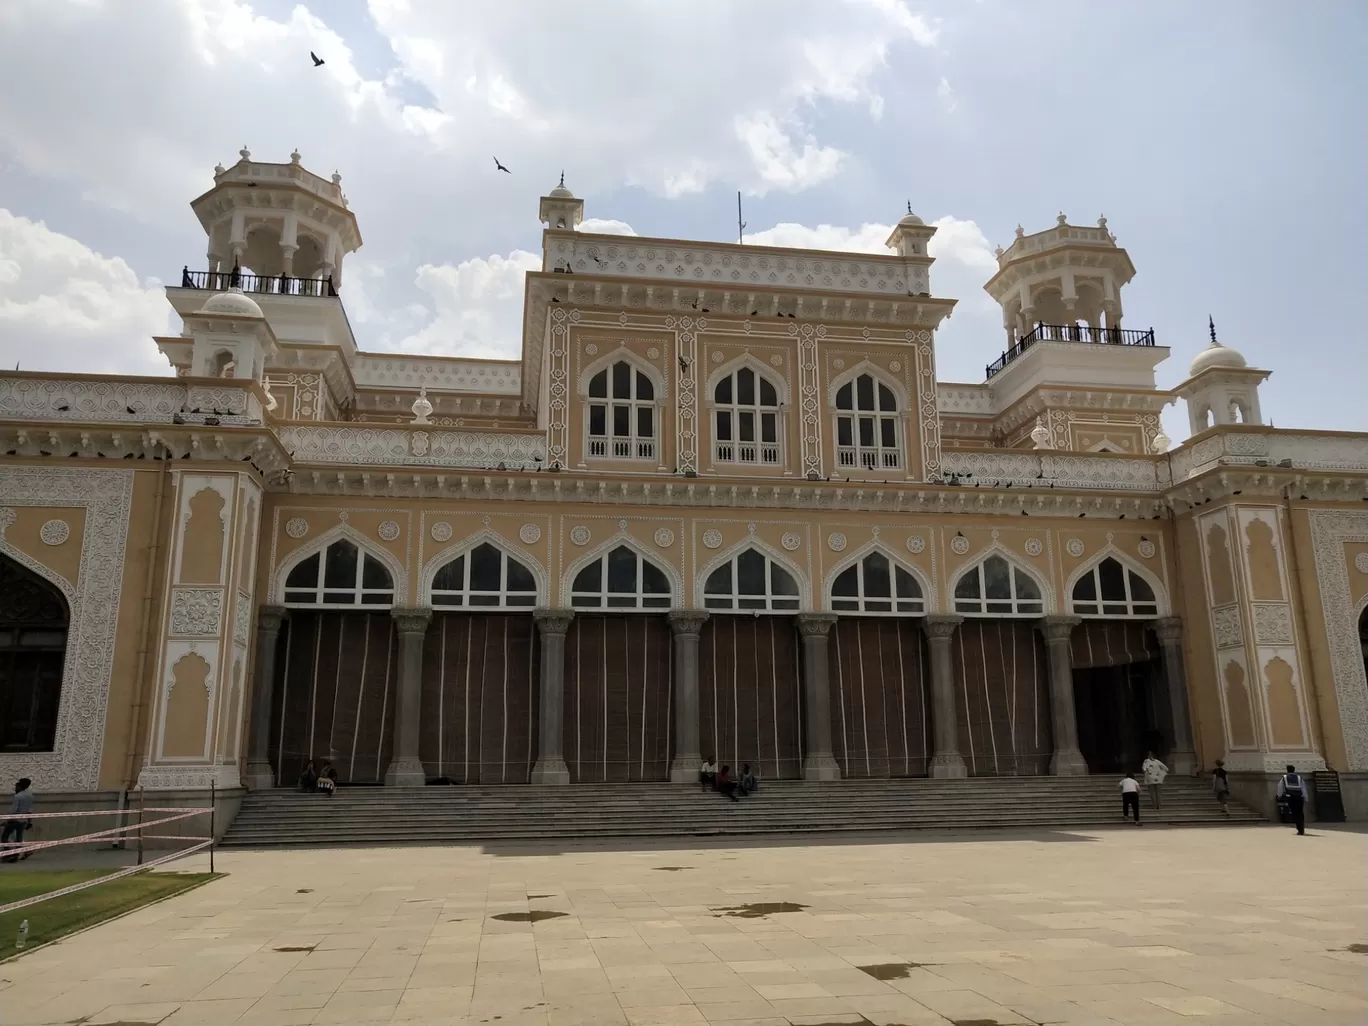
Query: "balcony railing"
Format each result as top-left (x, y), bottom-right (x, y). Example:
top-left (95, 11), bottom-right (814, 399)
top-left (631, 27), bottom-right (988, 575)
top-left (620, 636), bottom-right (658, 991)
top-left (985, 323), bottom-right (1156, 380)
top-left (837, 446), bottom-right (901, 471)
top-left (588, 436), bottom-right (655, 460)
top-left (179, 268), bottom-right (338, 297)
top-left (716, 442), bottom-right (781, 465)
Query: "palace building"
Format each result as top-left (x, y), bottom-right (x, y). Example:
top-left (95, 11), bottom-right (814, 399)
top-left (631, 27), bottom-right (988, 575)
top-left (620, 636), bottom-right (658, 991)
top-left (2, 149), bottom-right (1367, 828)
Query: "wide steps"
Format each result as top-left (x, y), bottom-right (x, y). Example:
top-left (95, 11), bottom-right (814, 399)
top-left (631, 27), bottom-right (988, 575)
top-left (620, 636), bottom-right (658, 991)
top-left (221, 777), bottom-right (1259, 848)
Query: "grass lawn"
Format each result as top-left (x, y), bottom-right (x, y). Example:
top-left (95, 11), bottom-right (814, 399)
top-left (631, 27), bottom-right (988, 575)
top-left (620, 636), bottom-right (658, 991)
top-left (0, 868), bottom-right (217, 956)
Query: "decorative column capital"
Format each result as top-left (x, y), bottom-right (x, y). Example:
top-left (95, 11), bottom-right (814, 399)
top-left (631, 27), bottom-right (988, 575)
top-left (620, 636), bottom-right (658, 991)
top-left (391, 607), bottom-right (433, 635)
top-left (1036, 615), bottom-right (1081, 643)
top-left (1153, 615), bottom-right (1183, 645)
top-left (257, 605), bottom-right (289, 633)
top-left (795, 612), bottom-right (838, 637)
top-left (668, 609), bottom-right (710, 636)
top-left (922, 614), bottom-right (964, 639)
top-left (533, 608), bottom-right (575, 637)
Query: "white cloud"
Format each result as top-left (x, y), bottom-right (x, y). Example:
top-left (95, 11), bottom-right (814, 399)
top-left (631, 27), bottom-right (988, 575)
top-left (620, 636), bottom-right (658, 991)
top-left (735, 114), bottom-right (846, 194)
top-left (0, 209), bottom-right (171, 375)
top-left (397, 249), bottom-right (540, 359)
top-left (937, 76), bottom-right (958, 113)
top-left (578, 218), bottom-right (637, 237)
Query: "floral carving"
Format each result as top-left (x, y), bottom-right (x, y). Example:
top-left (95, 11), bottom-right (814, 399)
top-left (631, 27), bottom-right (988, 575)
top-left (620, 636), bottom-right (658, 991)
top-left (377, 520), bottom-right (401, 542)
top-left (1355, 552), bottom-right (1368, 575)
top-left (782, 532), bottom-right (802, 551)
top-left (570, 526), bottom-right (591, 546)
top-left (169, 588), bottom-right (223, 637)
top-left (40, 520), bottom-right (70, 546)
top-left (520, 523), bottom-right (542, 544)
top-left (1252, 604), bottom-right (1293, 645)
top-left (702, 529), bottom-right (723, 549)
top-left (906, 536), bottom-right (925, 554)
top-left (1212, 605), bottom-right (1243, 650)
top-left (1024, 538), bottom-right (1043, 557)
top-left (1139, 539), bottom-right (1157, 559)
top-left (430, 521), bottom-right (452, 543)
top-left (654, 528), bottom-right (675, 548)
top-left (1066, 539), bottom-right (1085, 558)
top-left (950, 535), bottom-right (970, 555)
top-left (827, 532), bottom-right (847, 552)
top-left (285, 517), bottom-right (308, 539)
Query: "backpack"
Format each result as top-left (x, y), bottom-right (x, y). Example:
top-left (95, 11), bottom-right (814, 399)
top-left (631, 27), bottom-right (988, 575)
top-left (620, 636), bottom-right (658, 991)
top-left (1282, 773), bottom-right (1302, 795)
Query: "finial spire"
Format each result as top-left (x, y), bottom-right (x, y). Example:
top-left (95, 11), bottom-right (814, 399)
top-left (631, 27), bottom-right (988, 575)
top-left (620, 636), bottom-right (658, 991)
top-left (559, 170), bottom-right (565, 188)
top-left (907, 199), bottom-right (912, 214)
top-left (1208, 315), bottom-right (1218, 345)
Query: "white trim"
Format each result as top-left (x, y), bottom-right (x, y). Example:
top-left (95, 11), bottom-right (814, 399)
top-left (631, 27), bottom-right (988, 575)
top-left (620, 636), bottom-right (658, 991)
top-left (1064, 546), bottom-right (1171, 617)
top-left (1308, 510), bottom-right (1368, 771)
top-left (694, 535), bottom-right (810, 612)
top-left (706, 354), bottom-right (792, 405)
top-left (420, 528), bottom-right (548, 607)
top-left (578, 348), bottom-right (667, 398)
top-left (825, 360), bottom-right (909, 409)
top-left (947, 543), bottom-right (1055, 616)
top-left (563, 532), bottom-right (682, 608)
top-left (822, 539), bottom-right (933, 615)
top-left (272, 522), bottom-right (407, 605)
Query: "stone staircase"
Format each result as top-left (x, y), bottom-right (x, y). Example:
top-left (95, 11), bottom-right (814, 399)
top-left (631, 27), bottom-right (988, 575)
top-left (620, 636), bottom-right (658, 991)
top-left (220, 776), bottom-right (1262, 848)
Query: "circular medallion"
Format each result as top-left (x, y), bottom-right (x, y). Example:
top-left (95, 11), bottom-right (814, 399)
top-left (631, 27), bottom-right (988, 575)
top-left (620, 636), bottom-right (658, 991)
top-left (285, 517), bottom-right (308, 540)
top-left (889, 360), bottom-right (902, 372)
top-left (1024, 538), bottom-right (1043, 557)
top-left (647, 347), bottom-right (660, 359)
top-left (770, 354), bottom-right (783, 367)
top-left (570, 526), bottom-right (591, 546)
top-left (39, 519), bottom-right (70, 546)
top-left (654, 528), bottom-right (675, 548)
top-left (584, 343), bottom-right (598, 356)
top-left (906, 536), bottom-right (925, 554)
top-left (782, 532), bottom-right (802, 551)
top-left (711, 350), bottom-right (723, 363)
top-left (519, 524), bottom-right (542, 544)
top-left (1066, 538), bottom-right (1085, 558)
top-left (1139, 539), bottom-right (1157, 560)
top-left (950, 535), bottom-right (970, 555)
top-left (378, 520), bottom-right (400, 542)
top-left (430, 522), bottom-right (452, 543)
top-left (832, 358), bottom-right (845, 370)
top-left (702, 529), bottom-right (723, 549)
top-left (827, 533), bottom-right (847, 552)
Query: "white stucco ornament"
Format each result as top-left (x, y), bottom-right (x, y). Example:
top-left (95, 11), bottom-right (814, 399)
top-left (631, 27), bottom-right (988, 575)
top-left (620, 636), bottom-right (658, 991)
top-left (1024, 538), bottom-right (1043, 557)
top-left (39, 519), bottom-right (70, 546)
top-left (782, 532), bottom-right (801, 551)
top-left (654, 528), bottom-right (675, 548)
top-left (702, 529), bottom-right (723, 549)
top-left (906, 536), bottom-right (925, 554)
top-left (519, 524), bottom-right (541, 544)
top-left (1066, 538), bottom-right (1085, 558)
top-left (1139, 539), bottom-right (1157, 559)
top-left (584, 343), bottom-right (598, 356)
top-left (827, 532), bottom-right (847, 552)
top-left (410, 386), bottom-right (433, 425)
top-left (950, 535), bottom-right (970, 555)
top-left (1030, 422), bottom-right (1052, 450)
top-left (285, 517), bottom-right (308, 539)
top-left (770, 355), bottom-right (784, 367)
top-left (570, 525), bottom-right (591, 546)
top-left (430, 522), bottom-right (452, 543)
top-left (1355, 552), bottom-right (1368, 574)
top-left (378, 520), bottom-right (401, 542)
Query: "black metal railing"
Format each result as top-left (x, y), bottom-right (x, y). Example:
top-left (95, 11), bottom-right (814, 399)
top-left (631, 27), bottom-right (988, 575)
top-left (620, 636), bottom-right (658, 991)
top-left (179, 267), bottom-right (338, 297)
top-left (985, 322), bottom-right (1155, 380)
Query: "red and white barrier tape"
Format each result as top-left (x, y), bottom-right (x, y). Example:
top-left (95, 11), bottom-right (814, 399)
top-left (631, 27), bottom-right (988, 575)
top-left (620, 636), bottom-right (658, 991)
top-left (0, 840), bottom-right (213, 916)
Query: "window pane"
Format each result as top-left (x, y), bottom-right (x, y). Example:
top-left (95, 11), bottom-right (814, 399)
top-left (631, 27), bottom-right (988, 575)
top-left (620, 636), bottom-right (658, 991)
top-left (607, 546), bottom-right (637, 593)
top-left (984, 556), bottom-right (1011, 600)
top-left (1074, 602), bottom-right (1098, 615)
top-left (471, 594), bottom-right (498, 606)
top-left (589, 404), bottom-right (606, 436)
top-left (864, 553), bottom-right (891, 597)
top-left (737, 550), bottom-right (766, 594)
top-left (704, 564), bottom-right (732, 595)
top-left (507, 558), bottom-right (535, 594)
top-left (573, 560), bottom-right (602, 594)
top-left (877, 383), bottom-right (895, 411)
top-left (738, 597), bottom-right (766, 609)
top-left (434, 594), bottom-right (463, 607)
top-left (858, 417), bottom-right (875, 446)
top-left (832, 599), bottom-right (858, 611)
top-left (1098, 558), bottom-right (1126, 602)
top-left (1019, 601), bottom-right (1042, 614)
top-left (866, 600), bottom-right (891, 612)
top-left (286, 553), bottom-right (320, 589)
top-left (773, 599), bottom-right (799, 610)
top-left (880, 418), bottom-right (896, 448)
top-left (637, 406), bottom-right (654, 438)
top-left (572, 594), bottom-right (600, 608)
top-left (1014, 569), bottom-right (1042, 601)
top-left (837, 417), bottom-right (853, 446)
top-left (1129, 572), bottom-right (1156, 603)
top-left (323, 591), bottom-right (351, 604)
top-left (434, 555), bottom-right (465, 593)
top-left (738, 368), bottom-right (755, 405)
top-left (832, 566), bottom-right (858, 597)
top-left (760, 378), bottom-right (777, 406)
top-left (470, 543), bottom-right (501, 592)
top-left (362, 555), bottom-right (392, 591)
top-left (284, 590), bottom-right (312, 604)
top-left (761, 413), bottom-right (776, 444)
top-left (1074, 573), bottom-right (1098, 602)
top-left (1134, 603), bottom-right (1158, 616)
top-left (986, 600), bottom-right (1012, 614)
top-left (360, 593), bottom-right (389, 605)
top-left (613, 405), bottom-right (629, 436)
top-left (643, 596), bottom-right (670, 608)
top-left (856, 374), bottom-right (874, 410)
top-left (770, 564), bottom-right (798, 596)
top-left (717, 411), bottom-right (732, 441)
top-left (607, 595), bottom-right (636, 608)
top-left (612, 360), bottom-right (630, 398)
top-left (705, 596), bottom-right (732, 609)
top-left (641, 561), bottom-right (669, 594)
top-left (739, 411), bottom-right (754, 442)
top-left (323, 541), bottom-right (358, 590)
top-left (589, 370), bottom-right (607, 398)
top-left (1102, 602), bottom-right (1128, 615)
top-left (895, 567), bottom-right (920, 598)
top-left (955, 599), bottom-right (980, 613)
top-left (836, 383), bottom-right (852, 409)
top-left (715, 376), bottom-right (732, 404)
top-left (636, 372), bottom-right (654, 402)
top-left (954, 567), bottom-right (981, 599)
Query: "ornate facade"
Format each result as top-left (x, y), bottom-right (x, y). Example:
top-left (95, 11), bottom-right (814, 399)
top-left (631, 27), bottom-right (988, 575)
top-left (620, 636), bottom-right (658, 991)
top-left (3, 152), bottom-right (1367, 821)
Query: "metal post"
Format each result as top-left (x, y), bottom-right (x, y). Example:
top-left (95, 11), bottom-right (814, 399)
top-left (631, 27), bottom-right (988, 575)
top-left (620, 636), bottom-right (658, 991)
top-left (209, 781), bottom-right (216, 875)
top-left (136, 787), bottom-right (144, 866)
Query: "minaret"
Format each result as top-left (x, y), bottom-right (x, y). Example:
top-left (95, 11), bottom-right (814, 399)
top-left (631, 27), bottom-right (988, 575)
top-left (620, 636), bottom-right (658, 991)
top-left (539, 172), bottom-right (584, 231)
top-left (884, 202), bottom-right (937, 296)
top-left (1174, 317), bottom-right (1270, 433)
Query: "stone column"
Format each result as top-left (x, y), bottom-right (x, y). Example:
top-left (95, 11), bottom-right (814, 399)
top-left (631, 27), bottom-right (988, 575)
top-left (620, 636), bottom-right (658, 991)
top-left (243, 606), bottom-right (288, 790)
top-left (667, 610), bottom-right (709, 782)
top-left (1154, 616), bottom-right (1197, 775)
top-left (530, 609), bottom-right (574, 784)
top-left (796, 613), bottom-right (841, 780)
top-left (1037, 616), bottom-right (1089, 776)
top-left (383, 607), bottom-right (432, 786)
top-left (922, 615), bottom-right (968, 778)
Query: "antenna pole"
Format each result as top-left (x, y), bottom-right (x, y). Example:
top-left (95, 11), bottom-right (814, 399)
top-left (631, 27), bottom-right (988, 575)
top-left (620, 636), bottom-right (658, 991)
top-left (737, 191), bottom-right (746, 245)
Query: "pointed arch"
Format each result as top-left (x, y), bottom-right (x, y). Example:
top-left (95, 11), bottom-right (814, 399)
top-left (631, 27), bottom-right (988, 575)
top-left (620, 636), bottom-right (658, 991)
top-left (825, 360), bottom-right (908, 409)
top-left (1065, 546), bottom-right (1169, 617)
top-left (420, 528), bottom-right (548, 606)
top-left (577, 348), bottom-right (666, 399)
top-left (272, 522), bottom-right (407, 605)
top-left (694, 535), bottom-right (809, 612)
top-left (822, 540), bottom-right (933, 614)
top-left (706, 353), bottom-right (791, 405)
top-left (828, 362), bottom-right (906, 473)
top-left (707, 355), bottom-right (787, 467)
top-left (562, 533), bottom-right (680, 609)
top-left (948, 544), bottom-right (1053, 616)
top-left (580, 349), bottom-right (664, 463)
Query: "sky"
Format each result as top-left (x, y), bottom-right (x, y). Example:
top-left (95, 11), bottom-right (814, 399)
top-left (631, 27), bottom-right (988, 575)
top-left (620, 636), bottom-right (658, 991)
top-left (0, 0), bottom-right (1364, 442)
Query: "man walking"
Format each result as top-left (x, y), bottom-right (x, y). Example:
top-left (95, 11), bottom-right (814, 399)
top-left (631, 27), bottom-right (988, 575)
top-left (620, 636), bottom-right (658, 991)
top-left (1212, 759), bottom-right (1231, 816)
top-left (1119, 772), bottom-right (1142, 825)
top-left (1, 778), bottom-right (35, 863)
top-left (1276, 764), bottom-right (1309, 836)
top-left (1142, 751), bottom-right (1169, 810)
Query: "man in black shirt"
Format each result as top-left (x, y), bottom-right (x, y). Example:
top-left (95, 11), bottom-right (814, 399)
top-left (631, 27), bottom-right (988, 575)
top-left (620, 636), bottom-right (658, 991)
top-left (1211, 759), bottom-right (1230, 816)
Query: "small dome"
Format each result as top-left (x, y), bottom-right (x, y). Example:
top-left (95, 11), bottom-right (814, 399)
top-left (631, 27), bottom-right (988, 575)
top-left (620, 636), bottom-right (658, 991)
top-left (898, 211), bottom-right (924, 227)
top-left (549, 171), bottom-right (574, 199)
top-left (200, 287), bottom-right (264, 319)
top-left (1189, 339), bottom-right (1246, 377)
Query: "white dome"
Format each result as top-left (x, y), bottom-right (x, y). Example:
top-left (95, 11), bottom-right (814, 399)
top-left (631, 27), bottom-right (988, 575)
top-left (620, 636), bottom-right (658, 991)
top-left (549, 184), bottom-right (574, 199)
top-left (898, 211), bottom-right (924, 226)
top-left (200, 288), bottom-right (264, 319)
top-left (1189, 340), bottom-right (1246, 377)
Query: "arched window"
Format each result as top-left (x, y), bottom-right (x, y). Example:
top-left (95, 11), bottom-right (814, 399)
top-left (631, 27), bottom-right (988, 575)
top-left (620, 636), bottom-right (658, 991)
top-left (1072, 557), bottom-right (1158, 617)
top-left (284, 539), bottom-right (394, 607)
top-left (953, 554), bottom-right (1043, 615)
top-left (835, 373), bottom-right (900, 470)
top-left (431, 543), bottom-right (536, 608)
top-left (831, 552), bottom-right (924, 614)
top-left (571, 545), bottom-right (670, 609)
top-left (0, 555), bottom-right (67, 752)
top-left (714, 366), bottom-right (780, 465)
top-left (704, 548), bottom-right (800, 612)
top-left (587, 360), bottom-right (655, 460)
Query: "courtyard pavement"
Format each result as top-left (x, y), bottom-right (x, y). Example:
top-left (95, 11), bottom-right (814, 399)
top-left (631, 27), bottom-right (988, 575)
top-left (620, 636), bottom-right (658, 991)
top-left (0, 824), bottom-right (1364, 1026)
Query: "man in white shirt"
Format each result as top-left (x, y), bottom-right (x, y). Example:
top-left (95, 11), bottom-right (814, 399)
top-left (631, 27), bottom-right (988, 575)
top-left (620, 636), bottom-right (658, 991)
top-left (1119, 772), bottom-right (1142, 825)
top-left (699, 757), bottom-right (717, 793)
top-left (1275, 764), bottom-right (1309, 836)
top-left (1142, 752), bottom-right (1169, 810)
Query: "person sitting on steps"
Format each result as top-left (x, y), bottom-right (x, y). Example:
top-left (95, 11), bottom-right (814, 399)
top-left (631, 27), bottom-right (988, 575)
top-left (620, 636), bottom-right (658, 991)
top-left (738, 764), bottom-right (758, 797)
top-left (700, 756), bottom-right (717, 792)
top-left (299, 760), bottom-right (318, 793)
top-left (716, 765), bottom-right (739, 802)
top-left (316, 761), bottom-right (338, 796)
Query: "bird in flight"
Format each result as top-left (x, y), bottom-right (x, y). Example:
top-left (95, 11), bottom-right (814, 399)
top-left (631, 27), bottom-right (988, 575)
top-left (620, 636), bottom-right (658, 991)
top-left (310, 51), bottom-right (325, 67)
top-left (493, 157), bottom-right (511, 174)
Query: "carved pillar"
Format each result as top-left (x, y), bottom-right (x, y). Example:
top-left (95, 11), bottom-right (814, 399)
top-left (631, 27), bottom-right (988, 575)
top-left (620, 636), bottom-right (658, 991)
top-left (921, 615), bottom-right (968, 778)
top-left (243, 606), bottom-right (289, 789)
top-left (796, 613), bottom-right (841, 780)
top-left (667, 610), bottom-right (709, 782)
top-left (1154, 616), bottom-right (1197, 775)
top-left (1037, 616), bottom-right (1088, 775)
top-left (531, 609), bottom-right (574, 784)
top-left (383, 607), bottom-right (432, 786)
